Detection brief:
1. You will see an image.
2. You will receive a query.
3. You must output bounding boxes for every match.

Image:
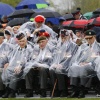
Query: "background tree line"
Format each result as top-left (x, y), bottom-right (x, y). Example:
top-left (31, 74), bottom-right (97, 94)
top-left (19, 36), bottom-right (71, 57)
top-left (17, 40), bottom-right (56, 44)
top-left (72, 0), bottom-right (100, 14)
top-left (0, 0), bottom-right (100, 14)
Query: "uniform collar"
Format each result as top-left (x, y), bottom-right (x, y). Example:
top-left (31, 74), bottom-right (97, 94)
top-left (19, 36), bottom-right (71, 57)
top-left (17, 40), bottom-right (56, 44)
top-left (89, 40), bottom-right (96, 48)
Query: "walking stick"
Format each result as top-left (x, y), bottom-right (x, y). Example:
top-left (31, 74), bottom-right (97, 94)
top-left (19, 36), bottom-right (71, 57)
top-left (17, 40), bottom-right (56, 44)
top-left (51, 79), bottom-right (57, 98)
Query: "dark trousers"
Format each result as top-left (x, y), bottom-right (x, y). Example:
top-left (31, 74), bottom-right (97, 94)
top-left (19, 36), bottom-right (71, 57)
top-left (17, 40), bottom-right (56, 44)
top-left (25, 68), bottom-right (49, 90)
top-left (0, 72), bottom-right (5, 90)
top-left (70, 77), bottom-right (91, 87)
top-left (25, 68), bottom-right (38, 89)
top-left (39, 67), bottom-right (49, 89)
top-left (49, 69), bottom-right (68, 91)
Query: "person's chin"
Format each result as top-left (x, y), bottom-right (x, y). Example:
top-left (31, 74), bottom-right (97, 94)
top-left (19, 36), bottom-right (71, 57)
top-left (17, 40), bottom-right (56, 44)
top-left (20, 46), bottom-right (25, 48)
top-left (40, 47), bottom-right (44, 49)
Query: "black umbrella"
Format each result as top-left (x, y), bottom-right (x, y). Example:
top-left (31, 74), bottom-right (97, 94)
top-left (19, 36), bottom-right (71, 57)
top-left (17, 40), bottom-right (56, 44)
top-left (31, 9), bottom-right (61, 18)
top-left (93, 8), bottom-right (100, 14)
top-left (91, 14), bottom-right (100, 19)
top-left (0, 23), bottom-right (3, 28)
top-left (8, 9), bottom-right (35, 18)
top-left (88, 17), bottom-right (100, 26)
top-left (63, 13), bottom-right (74, 20)
top-left (7, 18), bottom-right (29, 27)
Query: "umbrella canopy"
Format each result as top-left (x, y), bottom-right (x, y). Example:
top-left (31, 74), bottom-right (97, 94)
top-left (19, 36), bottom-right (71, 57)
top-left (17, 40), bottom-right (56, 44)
top-left (45, 17), bottom-right (60, 25)
top-left (0, 2), bottom-right (15, 16)
top-left (7, 18), bottom-right (29, 27)
top-left (63, 20), bottom-right (88, 29)
top-left (16, 0), bottom-right (49, 10)
top-left (63, 13), bottom-right (74, 20)
top-left (88, 17), bottom-right (100, 26)
top-left (91, 14), bottom-right (100, 19)
top-left (83, 12), bottom-right (93, 19)
top-left (62, 20), bottom-right (73, 29)
top-left (93, 8), bottom-right (100, 14)
top-left (70, 20), bottom-right (88, 29)
top-left (8, 9), bottom-right (35, 18)
top-left (31, 9), bottom-right (61, 18)
top-left (62, 20), bottom-right (73, 26)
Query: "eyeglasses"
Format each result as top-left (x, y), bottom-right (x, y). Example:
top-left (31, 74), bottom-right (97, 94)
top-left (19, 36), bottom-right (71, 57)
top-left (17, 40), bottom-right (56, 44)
top-left (61, 34), bottom-right (69, 37)
top-left (85, 37), bottom-right (93, 40)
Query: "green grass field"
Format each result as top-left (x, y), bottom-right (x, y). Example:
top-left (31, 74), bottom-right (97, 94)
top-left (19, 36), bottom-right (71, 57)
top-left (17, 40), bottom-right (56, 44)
top-left (1, 98), bottom-right (100, 100)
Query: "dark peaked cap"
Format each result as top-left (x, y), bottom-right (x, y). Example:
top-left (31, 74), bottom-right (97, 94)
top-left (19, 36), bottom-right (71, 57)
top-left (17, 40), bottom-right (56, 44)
top-left (72, 10), bottom-right (80, 15)
top-left (16, 33), bottom-right (25, 40)
top-left (37, 36), bottom-right (47, 43)
top-left (85, 30), bottom-right (96, 35)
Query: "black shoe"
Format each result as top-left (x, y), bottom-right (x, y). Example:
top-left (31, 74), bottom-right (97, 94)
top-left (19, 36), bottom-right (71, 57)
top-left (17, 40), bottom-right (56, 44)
top-left (68, 86), bottom-right (79, 98)
top-left (68, 91), bottom-right (79, 98)
top-left (0, 90), bottom-right (5, 97)
top-left (78, 86), bottom-right (85, 98)
top-left (40, 89), bottom-right (46, 97)
top-left (2, 88), bottom-right (10, 98)
top-left (78, 91), bottom-right (85, 98)
top-left (8, 92), bottom-right (16, 98)
top-left (60, 90), bottom-right (68, 97)
top-left (24, 89), bottom-right (33, 97)
top-left (8, 89), bottom-right (16, 98)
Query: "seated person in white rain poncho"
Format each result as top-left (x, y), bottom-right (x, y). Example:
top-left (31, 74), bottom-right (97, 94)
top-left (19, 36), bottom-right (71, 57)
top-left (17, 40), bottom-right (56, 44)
top-left (68, 30), bottom-right (100, 98)
top-left (2, 33), bottom-right (33, 98)
top-left (49, 29), bottom-right (78, 97)
top-left (0, 31), bottom-right (13, 97)
top-left (24, 36), bottom-right (56, 97)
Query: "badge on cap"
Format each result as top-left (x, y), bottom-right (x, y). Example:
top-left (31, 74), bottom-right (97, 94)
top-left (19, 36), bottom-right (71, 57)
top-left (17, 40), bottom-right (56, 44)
top-left (89, 32), bottom-right (91, 35)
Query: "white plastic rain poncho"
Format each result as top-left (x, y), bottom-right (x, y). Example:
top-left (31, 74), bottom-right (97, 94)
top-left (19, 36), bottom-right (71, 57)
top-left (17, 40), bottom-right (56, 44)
top-left (18, 22), bottom-right (58, 39)
top-left (0, 42), bottom-right (14, 70)
top-left (92, 42), bottom-right (100, 80)
top-left (68, 40), bottom-right (100, 78)
top-left (4, 28), bottom-right (17, 45)
top-left (1, 44), bottom-right (33, 85)
top-left (49, 30), bottom-right (78, 75)
top-left (23, 43), bottom-right (56, 75)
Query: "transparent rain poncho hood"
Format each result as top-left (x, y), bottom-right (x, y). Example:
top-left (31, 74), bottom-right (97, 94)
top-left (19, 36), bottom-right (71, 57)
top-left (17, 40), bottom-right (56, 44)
top-left (0, 42), bottom-right (13, 70)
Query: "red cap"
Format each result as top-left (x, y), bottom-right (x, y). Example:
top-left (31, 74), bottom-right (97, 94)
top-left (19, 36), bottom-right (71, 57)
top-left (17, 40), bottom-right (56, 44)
top-left (34, 15), bottom-right (45, 23)
top-left (39, 31), bottom-right (50, 38)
